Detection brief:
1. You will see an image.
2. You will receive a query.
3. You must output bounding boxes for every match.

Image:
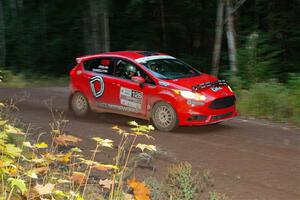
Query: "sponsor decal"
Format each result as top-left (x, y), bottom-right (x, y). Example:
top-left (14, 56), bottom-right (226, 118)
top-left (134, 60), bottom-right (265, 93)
top-left (132, 90), bottom-right (143, 99)
top-left (92, 65), bottom-right (109, 73)
top-left (192, 80), bottom-right (228, 91)
top-left (89, 76), bottom-right (105, 98)
top-left (96, 102), bottom-right (139, 113)
top-left (120, 99), bottom-right (141, 109)
top-left (187, 100), bottom-right (205, 106)
top-left (120, 87), bottom-right (132, 97)
top-left (135, 55), bottom-right (175, 63)
top-left (92, 68), bottom-right (108, 73)
top-left (211, 86), bottom-right (222, 92)
top-left (98, 65), bottom-right (109, 69)
top-left (120, 87), bottom-right (143, 110)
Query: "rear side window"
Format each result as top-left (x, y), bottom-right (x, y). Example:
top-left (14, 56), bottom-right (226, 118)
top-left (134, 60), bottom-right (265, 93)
top-left (84, 58), bottom-right (113, 75)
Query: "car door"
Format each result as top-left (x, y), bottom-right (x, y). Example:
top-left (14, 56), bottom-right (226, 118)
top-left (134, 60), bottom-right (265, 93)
top-left (80, 57), bottom-right (116, 108)
top-left (109, 58), bottom-right (156, 116)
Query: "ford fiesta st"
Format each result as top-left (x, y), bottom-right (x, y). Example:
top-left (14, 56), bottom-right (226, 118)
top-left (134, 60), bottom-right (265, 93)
top-left (69, 51), bottom-right (237, 131)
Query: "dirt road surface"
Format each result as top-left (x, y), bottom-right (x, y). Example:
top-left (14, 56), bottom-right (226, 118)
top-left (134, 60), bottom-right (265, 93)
top-left (0, 87), bottom-right (300, 200)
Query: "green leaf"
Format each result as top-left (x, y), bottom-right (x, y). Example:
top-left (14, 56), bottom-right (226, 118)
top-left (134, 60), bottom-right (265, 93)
top-left (26, 171), bottom-right (38, 179)
top-left (0, 156), bottom-right (14, 167)
top-left (71, 147), bottom-right (82, 153)
top-left (136, 144), bottom-right (157, 152)
top-left (53, 190), bottom-right (68, 197)
top-left (8, 178), bottom-right (27, 194)
top-left (0, 120), bottom-right (7, 126)
top-left (34, 142), bottom-right (48, 149)
top-left (128, 121), bottom-right (138, 126)
top-left (5, 144), bottom-right (22, 158)
top-left (75, 193), bottom-right (84, 200)
top-left (92, 137), bottom-right (113, 148)
top-left (4, 124), bottom-right (25, 135)
top-left (57, 179), bottom-right (71, 184)
top-left (23, 141), bottom-right (34, 148)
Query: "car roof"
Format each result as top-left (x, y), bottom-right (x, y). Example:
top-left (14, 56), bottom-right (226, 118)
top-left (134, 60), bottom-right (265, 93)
top-left (76, 51), bottom-right (169, 63)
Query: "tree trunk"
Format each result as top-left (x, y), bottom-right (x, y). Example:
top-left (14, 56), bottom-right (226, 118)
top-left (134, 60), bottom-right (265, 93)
top-left (9, 0), bottom-right (17, 17)
top-left (17, 0), bottom-right (23, 12)
top-left (103, 11), bottom-right (110, 52)
top-left (0, 0), bottom-right (6, 67)
top-left (225, 0), bottom-right (237, 74)
top-left (83, 9), bottom-right (92, 54)
top-left (88, 0), bottom-right (102, 53)
top-left (211, 0), bottom-right (224, 76)
top-left (159, 0), bottom-right (167, 50)
top-left (85, 0), bottom-right (110, 53)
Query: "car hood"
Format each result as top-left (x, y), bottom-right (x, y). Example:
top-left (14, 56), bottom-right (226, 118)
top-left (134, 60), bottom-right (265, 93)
top-left (162, 73), bottom-right (219, 90)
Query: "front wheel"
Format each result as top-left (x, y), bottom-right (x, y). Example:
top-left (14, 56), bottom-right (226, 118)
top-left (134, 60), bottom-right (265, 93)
top-left (152, 102), bottom-right (178, 132)
top-left (70, 92), bottom-right (90, 117)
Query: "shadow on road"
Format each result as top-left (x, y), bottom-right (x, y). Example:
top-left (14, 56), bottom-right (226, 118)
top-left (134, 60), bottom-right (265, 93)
top-left (66, 111), bottom-right (237, 135)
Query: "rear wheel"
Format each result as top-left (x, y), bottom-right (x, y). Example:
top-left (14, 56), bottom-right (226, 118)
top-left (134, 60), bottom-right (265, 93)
top-left (70, 92), bottom-right (90, 117)
top-left (152, 102), bottom-right (178, 132)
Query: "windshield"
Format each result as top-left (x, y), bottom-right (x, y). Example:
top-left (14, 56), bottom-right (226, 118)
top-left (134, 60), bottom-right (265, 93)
top-left (140, 59), bottom-right (200, 79)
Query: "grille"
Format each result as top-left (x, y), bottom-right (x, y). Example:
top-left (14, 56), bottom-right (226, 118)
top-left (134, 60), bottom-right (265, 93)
top-left (209, 96), bottom-right (235, 109)
top-left (187, 115), bottom-right (208, 121)
top-left (212, 112), bottom-right (233, 120)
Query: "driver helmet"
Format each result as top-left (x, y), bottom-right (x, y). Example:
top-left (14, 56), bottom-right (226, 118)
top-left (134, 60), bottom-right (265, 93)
top-left (125, 64), bottom-right (137, 76)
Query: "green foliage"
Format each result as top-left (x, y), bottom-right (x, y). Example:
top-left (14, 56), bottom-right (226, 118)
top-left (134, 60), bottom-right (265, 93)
top-left (0, 68), bottom-right (68, 88)
top-left (209, 191), bottom-right (231, 200)
top-left (0, 95), bottom-right (233, 200)
top-left (286, 75), bottom-right (300, 121)
top-left (0, 68), bottom-right (14, 83)
top-left (0, 0), bottom-right (299, 81)
top-left (145, 163), bottom-right (216, 200)
top-left (145, 177), bottom-right (163, 200)
top-left (0, 102), bottom-right (156, 200)
top-left (237, 76), bottom-right (300, 123)
top-left (237, 31), bottom-right (282, 87)
top-left (8, 178), bottom-right (27, 195)
top-left (163, 162), bottom-right (199, 200)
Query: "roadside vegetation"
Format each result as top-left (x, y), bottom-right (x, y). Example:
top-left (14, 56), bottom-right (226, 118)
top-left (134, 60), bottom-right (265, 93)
top-left (0, 69), bottom-right (68, 88)
top-left (0, 101), bottom-right (230, 200)
top-left (237, 77), bottom-right (300, 124)
top-left (233, 30), bottom-right (300, 125)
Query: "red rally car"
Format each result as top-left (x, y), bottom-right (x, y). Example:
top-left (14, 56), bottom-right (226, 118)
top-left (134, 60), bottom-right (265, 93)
top-left (69, 51), bottom-right (237, 131)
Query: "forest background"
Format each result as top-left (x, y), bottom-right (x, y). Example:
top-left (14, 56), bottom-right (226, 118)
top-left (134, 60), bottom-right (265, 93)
top-left (0, 0), bottom-right (299, 122)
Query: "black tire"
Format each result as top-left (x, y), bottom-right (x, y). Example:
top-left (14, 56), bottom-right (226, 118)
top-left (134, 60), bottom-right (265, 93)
top-left (70, 92), bottom-right (90, 117)
top-left (151, 102), bottom-right (178, 132)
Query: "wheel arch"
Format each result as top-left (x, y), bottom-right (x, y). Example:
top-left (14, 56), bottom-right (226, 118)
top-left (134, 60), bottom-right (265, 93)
top-left (147, 93), bottom-right (179, 121)
top-left (69, 90), bottom-right (91, 113)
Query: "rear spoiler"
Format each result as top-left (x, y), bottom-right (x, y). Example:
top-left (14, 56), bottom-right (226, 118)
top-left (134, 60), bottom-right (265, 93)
top-left (192, 80), bottom-right (228, 91)
top-left (76, 54), bottom-right (103, 64)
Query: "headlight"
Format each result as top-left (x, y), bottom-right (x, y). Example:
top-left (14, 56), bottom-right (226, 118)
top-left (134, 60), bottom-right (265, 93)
top-left (228, 86), bottom-right (233, 92)
top-left (172, 89), bottom-right (206, 101)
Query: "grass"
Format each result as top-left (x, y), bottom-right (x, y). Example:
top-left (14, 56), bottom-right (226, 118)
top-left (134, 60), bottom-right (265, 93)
top-left (236, 78), bottom-right (300, 125)
top-left (0, 69), bottom-right (68, 88)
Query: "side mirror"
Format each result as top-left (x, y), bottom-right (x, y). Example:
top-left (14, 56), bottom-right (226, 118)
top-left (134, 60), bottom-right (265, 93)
top-left (131, 76), bottom-right (145, 84)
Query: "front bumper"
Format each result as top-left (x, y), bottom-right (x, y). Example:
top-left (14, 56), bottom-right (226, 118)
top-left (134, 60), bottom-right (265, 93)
top-left (176, 96), bottom-right (237, 126)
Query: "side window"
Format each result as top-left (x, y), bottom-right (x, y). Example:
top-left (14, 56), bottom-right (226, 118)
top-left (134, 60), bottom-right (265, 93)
top-left (114, 59), bottom-right (155, 85)
top-left (114, 59), bottom-right (140, 79)
top-left (84, 58), bottom-right (113, 75)
top-left (139, 69), bottom-right (155, 85)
